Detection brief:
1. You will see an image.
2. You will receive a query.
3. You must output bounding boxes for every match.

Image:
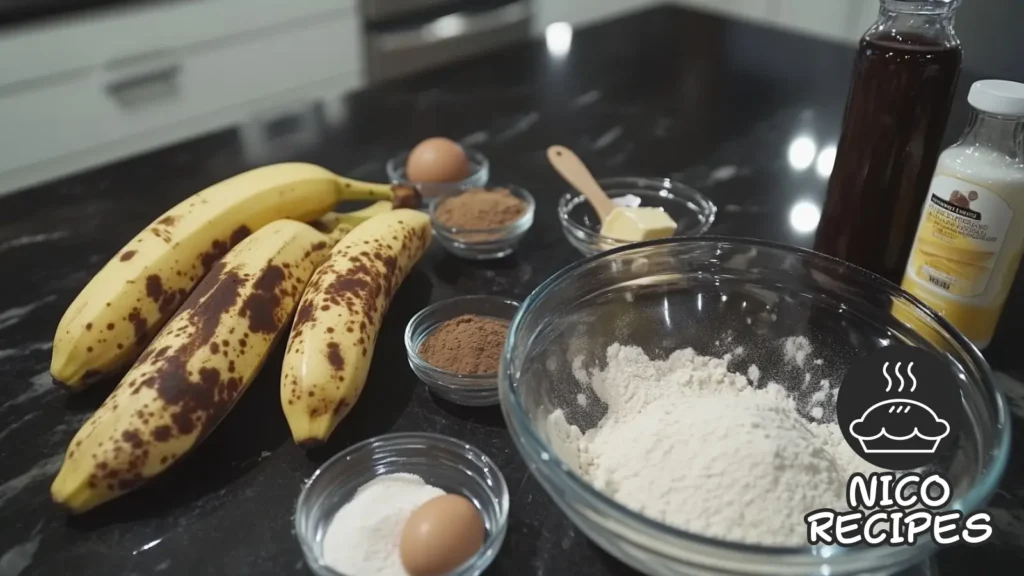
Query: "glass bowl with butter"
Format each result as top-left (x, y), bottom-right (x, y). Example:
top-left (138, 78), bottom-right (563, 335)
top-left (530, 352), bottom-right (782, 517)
top-left (558, 177), bottom-right (716, 257)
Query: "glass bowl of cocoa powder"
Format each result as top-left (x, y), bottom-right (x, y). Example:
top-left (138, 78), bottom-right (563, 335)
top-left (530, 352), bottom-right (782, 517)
top-left (405, 295), bottom-right (520, 406)
top-left (430, 185), bottom-right (535, 260)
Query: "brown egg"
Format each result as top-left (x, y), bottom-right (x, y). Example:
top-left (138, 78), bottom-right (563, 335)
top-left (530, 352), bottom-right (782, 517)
top-left (400, 494), bottom-right (485, 576)
top-left (405, 137), bottom-right (471, 183)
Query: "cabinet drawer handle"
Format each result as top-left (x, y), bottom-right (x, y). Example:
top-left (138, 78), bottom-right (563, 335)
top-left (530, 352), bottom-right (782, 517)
top-left (105, 64), bottom-right (182, 108)
top-left (372, 1), bottom-right (530, 52)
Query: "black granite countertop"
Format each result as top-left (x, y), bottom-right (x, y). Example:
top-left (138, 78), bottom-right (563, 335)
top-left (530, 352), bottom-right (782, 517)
top-left (1, 6), bottom-right (1022, 576)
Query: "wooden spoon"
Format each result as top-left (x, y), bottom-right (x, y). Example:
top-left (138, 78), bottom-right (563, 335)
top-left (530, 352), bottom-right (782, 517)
top-left (547, 145), bottom-right (616, 222)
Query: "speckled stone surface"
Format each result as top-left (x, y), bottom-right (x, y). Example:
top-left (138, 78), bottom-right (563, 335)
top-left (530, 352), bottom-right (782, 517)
top-left (1, 6), bottom-right (1022, 575)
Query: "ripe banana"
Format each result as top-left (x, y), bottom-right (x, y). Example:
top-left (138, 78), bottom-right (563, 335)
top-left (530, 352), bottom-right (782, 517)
top-left (52, 219), bottom-right (338, 513)
top-left (281, 209), bottom-right (432, 446)
top-left (51, 163), bottom-right (412, 391)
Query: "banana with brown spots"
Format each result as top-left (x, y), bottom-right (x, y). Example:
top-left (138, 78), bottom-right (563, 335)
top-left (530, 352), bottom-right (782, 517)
top-left (51, 219), bottom-right (340, 513)
top-left (281, 209), bottom-right (432, 445)
top-left (51, 163), bottom-right (417, 391)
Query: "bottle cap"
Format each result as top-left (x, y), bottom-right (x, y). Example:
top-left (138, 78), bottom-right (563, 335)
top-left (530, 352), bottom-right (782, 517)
top-left (968, 80), bottom-right (1024, 117)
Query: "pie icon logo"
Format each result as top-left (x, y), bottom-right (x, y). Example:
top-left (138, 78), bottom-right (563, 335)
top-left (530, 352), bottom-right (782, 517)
top-left (850, 400), bottom-right (950, 455)
top-left (837, 346), bottom-right (961, 470)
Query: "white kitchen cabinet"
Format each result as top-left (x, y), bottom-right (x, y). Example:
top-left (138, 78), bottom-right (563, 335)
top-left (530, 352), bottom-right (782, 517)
top-left (0, 0), bottom-right (358, 89)
top-left (532, 0), bottom-right (662, 33)
top-left (0, 1), bottom-right (365, 195)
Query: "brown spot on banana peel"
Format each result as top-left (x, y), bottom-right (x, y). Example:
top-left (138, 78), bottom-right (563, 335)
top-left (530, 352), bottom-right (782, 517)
top-left (150, 228), bottom-right (173, 243)
top-left (143, 276), bottom-right (188, 316)
top-left (152, 425), bottom-right (173, 442)
top-left (239, 265), bottom-right (286, 334)
top-left (121, 430), bottom-right (144, 449)
top-left (146, 275), bottom-right (165, 302)
top-left (199, 240), bottom-right (229, 274)
top-left (326, 342), bottom-right (344, 371)
top-left (228, 226), bottom-right (251, 247)
top-left (166, 289), bottom-right (189, 316)
top-left (198, 226), bottom-right (251, 274)
top-left (119, 250), bottom-right (137, 262)
top-left (127, 309), bottom-right (148, 345)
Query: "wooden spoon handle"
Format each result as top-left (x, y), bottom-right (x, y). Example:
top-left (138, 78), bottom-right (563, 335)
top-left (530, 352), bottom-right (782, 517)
top-left (547, 145), bottom-right (616, 221)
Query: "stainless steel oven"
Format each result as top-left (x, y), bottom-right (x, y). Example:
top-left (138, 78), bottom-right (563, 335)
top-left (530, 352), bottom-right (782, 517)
top-left (361, 0), bottom-right (531, 83)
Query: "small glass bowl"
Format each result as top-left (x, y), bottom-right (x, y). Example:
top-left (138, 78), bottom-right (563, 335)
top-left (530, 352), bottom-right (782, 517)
top-left (386, 147), bottom-right (490, 201)
top-left (295, 432), bottom-right (509, 576)
top-left (430, 185), bottom-right (535, 260)
top-left (405, 295), bottom-right (520, 406)
top-left (558, 177), bottom-right (716, 257)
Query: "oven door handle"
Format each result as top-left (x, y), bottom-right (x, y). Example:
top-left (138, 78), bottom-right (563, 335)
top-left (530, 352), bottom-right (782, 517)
top-left (373, 0), bottom-right (530, 52)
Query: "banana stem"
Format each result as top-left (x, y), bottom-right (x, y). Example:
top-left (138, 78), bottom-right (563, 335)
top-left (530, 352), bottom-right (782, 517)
top-left (334, 176), bottom-right (421, 208)
top-left (313, 212), bottom-right (354, 245)
top-left (324, 223), bottom-right (354, 245)
top-left (314, 199), bottom-right (396, 244)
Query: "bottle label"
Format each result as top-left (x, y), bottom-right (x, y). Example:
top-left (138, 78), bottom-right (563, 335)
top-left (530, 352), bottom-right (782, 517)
top-left (904, 176), bottom-right (1012, 301)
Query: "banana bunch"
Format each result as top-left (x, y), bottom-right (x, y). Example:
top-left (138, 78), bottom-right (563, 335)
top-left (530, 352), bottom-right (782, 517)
top-left (281, 209), bottom-right (432, 446)
top-left (51, 163), bottom-right (415, 390)
top-left (52, 218), bottom-right (345, 513)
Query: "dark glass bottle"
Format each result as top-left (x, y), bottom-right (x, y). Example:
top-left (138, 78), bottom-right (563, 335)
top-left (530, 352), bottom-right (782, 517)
top-left (815, 0), bottom-right (963, 283)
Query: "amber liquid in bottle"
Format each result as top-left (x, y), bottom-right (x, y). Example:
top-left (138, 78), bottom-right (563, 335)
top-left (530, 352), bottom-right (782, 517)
top-left (815, 33), bottom-right (962, 283)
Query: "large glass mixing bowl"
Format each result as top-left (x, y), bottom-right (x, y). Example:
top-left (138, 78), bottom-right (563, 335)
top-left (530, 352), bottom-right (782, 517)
top-left (499, 237), bottom-right (1009, 576)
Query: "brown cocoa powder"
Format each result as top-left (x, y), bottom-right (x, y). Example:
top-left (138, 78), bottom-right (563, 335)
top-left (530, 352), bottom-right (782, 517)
top-left (418, 314), bottom-right (510, 375)
top-left (435, 188), bottom-right (526, 229)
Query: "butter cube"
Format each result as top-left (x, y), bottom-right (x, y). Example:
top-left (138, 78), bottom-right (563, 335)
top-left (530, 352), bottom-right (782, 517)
top-left (600, 207), bottom-right (677, 242)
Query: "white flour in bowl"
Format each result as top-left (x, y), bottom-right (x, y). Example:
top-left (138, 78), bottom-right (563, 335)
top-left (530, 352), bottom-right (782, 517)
top-left (546, 344), bottom-right (875, 547)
